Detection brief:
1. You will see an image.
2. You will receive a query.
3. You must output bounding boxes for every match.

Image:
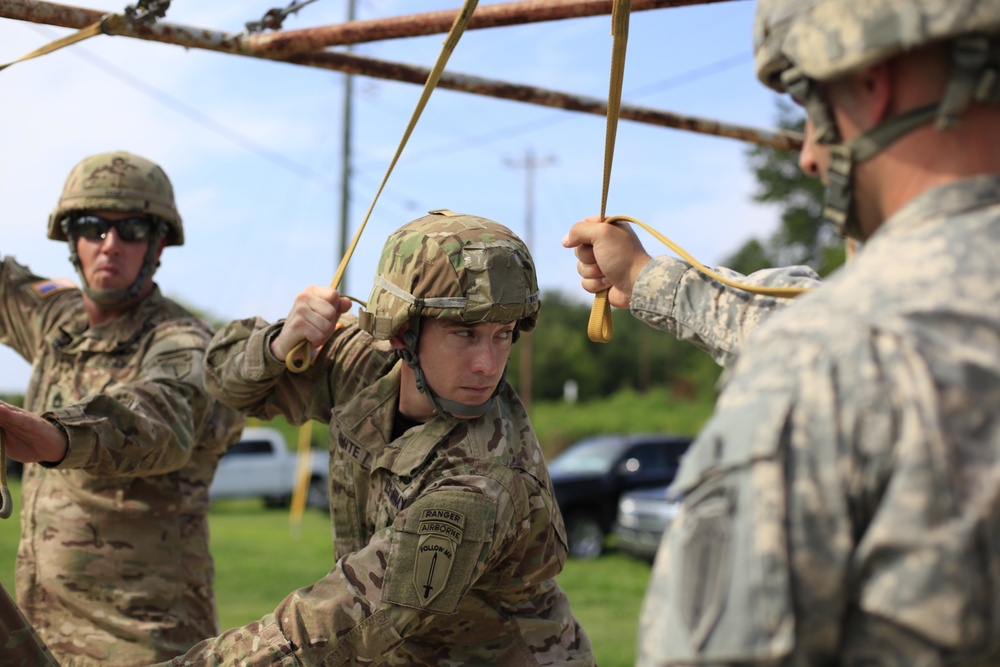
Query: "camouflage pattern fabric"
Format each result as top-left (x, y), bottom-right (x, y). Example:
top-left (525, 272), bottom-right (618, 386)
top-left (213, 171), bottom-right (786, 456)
top-left (639, 175), bottom-right (1000, 664)
top-left (360, 210), bottom-right (540, 340)
top-left (753, 0), bottom-right (1000, 91)
top-left (0, 257), bottom-right (244, 666)
top-left (162, 314), bottom-right (596, 666)
top-left (0, 582), bottom-right (59, 667)
top-left (630, 256), bottom-right (821, 367)
top-left (47, 150), bottom-right (183, 245)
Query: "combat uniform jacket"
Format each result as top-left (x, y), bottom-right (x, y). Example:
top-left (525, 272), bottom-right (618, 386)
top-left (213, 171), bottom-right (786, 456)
top-left (640, 175), bottom-right (1000, 665)
top-left (630, 256), bottom-right (821, 367)
top-left (167, 315), bottom-right (596, 666)
top-left (0, 258), bottom-right (243, 667)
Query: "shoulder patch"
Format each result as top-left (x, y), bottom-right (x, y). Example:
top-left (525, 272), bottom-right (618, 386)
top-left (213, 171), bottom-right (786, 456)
top-left (413, 507), bottom-right (466, 605)
top-left (30, 278), bottom-right (77, 298)
top-left (383, 491), bottom-right (495, 614)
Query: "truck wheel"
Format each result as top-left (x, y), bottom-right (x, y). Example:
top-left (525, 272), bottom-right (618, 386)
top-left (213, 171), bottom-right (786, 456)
top-left (307, 477), bottom-right (330, 510)
top-left (565, 511), bottom-right (605, 559)
top-left (264, 494), bottom-right (290, 509)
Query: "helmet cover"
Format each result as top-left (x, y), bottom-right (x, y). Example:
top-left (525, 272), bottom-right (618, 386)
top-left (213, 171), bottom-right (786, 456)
top-left (48, 150), bottom-right (183, 245)
top-left (360, 210), bottom-right (540, 340)
top-left (754, 0), bottom-right (1000, 91)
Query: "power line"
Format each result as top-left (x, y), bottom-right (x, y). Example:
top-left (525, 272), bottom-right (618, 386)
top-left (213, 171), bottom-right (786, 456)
top-left (27, 24), bottom-right (332, 183)
top-left (355, 50), bottom-right (751, 169)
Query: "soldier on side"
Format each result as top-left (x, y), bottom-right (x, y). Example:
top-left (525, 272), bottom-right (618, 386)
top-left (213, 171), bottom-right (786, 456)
top-left (161, 210), bottom-right (596, 666)
top-left (0, 582), bottom-right (58, 667)
top-left (0, 150), bottom-right (243, 666)
top-left (573, 0), bottom-right (1000, 663)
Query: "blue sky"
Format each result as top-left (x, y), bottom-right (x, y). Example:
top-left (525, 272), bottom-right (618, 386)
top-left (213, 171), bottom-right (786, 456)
top-left (0, 0), bottom-right (787, 392)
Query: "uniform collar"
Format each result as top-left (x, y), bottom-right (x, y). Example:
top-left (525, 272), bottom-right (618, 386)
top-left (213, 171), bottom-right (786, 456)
top-left (55, 285), bottom-right (165, 355)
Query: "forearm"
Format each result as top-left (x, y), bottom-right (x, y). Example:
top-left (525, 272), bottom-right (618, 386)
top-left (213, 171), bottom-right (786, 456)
top-left (203, 317), bottom-right (293, 418)
top-left (630, 256), bottom-right (822, 367)
top-left (44, 330), bottom-right (216, 476)
top-left (164, 533), bottom-right (412, 667)
top-left (45, 378), bottom-right (200, 475)
top-left (205, 316), bottom-right (393, 425)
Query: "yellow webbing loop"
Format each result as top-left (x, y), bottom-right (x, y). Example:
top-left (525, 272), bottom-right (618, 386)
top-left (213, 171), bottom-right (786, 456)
top-left (0, 14), bottom-right (128, 73)
top-left (588, 0), bottom-right (631, 343)
top-left (284, 0), bottom-right (480, 372)
top-left (603, 214), bottom-right (812, 298)
top-left (585, 0), bottom-right (808, 342)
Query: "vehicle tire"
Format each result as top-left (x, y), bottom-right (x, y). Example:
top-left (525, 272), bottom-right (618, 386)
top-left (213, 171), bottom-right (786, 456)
top-left (565, 511), bottom-right (605, 559)
top-left (263, 495), bottom-right (289, 509)
top-left (306, 477), bottom-right (330, 510)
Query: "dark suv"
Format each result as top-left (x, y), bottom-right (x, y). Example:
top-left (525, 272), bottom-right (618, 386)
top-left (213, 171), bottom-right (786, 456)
top-left (547, 433), bottom-right (693, 559)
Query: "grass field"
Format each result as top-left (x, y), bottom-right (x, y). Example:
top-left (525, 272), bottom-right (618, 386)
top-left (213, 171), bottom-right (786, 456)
top-left (0, 479), bottom-right (652, 666)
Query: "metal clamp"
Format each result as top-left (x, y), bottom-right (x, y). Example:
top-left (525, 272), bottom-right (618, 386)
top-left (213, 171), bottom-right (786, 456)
top-left (125, 0), bottom-right (171, 26)
top-left (245, 0), bottom-right (319, 34)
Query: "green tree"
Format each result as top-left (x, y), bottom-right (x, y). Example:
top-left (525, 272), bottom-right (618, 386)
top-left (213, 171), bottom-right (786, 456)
top-left (507, 290), bottom-right (722, 404)
top-left (726, 99), bottom-right (845, 276)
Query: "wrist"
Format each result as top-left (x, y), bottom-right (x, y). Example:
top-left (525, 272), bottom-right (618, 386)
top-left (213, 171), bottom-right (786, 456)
top-left (41, 417), bottom-right (69, 466)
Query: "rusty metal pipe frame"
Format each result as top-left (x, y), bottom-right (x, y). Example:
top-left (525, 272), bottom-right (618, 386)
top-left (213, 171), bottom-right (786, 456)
top-left (0, 0), bottom-right (742, 51)
top-left (0, 0), bottom-right (802, 150)
top-left (245, 0), bottom-right (743, 59)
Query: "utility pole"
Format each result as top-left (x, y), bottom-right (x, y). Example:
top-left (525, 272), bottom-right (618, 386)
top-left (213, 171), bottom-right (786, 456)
top-left (504, 148), bottom-right (555, 416)
top-left (337, 0), bottom-right (357, 293)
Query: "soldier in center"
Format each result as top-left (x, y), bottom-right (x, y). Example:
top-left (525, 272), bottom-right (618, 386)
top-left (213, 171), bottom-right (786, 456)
top-left (160, 210), bottom-right (596, 666)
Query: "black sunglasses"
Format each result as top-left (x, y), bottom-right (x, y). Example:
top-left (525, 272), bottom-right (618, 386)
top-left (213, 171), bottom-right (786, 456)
top-left (70, 215), bottom-right (157, 243)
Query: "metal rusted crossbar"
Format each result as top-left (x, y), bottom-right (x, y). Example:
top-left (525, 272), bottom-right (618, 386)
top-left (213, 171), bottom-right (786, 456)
top-left (0, 0), bottom-right (802, 150)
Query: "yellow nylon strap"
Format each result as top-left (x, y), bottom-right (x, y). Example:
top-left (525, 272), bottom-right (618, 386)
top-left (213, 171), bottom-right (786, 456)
top-left (288, 421), bottom-right (314, 536)
top-left (604, 214), bottom-right (812, 298)
top-left (0, 15), bottom-right (128, 73)
top-left (587, 0), bottom-right (631, 343)
top-left (284, 0), bottom-right (480, 372)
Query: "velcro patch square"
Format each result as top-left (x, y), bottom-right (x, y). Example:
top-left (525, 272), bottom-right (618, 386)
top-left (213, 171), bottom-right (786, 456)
top-left (30, 278), bottom-right (76, 298)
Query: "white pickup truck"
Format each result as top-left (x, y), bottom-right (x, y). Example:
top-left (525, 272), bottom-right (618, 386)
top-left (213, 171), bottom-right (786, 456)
top-left (210, 426), bottom-right (331, 510)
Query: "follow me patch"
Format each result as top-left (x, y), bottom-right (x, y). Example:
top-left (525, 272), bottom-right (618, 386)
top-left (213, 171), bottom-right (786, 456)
top-left (413, 508), bottom-right (465, 605)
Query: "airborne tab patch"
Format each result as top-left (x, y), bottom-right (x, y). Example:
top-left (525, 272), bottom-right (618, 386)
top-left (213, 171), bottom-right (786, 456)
top-left (384, 492), bottom-right (493, 613)
top-left (413, 508), bottom-right (465, 604)
top-left (30, 278), bottom-right (76, 298)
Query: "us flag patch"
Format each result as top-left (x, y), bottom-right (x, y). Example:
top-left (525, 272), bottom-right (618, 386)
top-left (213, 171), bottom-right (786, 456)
top-left (30, 278), bottom-right (77, 298)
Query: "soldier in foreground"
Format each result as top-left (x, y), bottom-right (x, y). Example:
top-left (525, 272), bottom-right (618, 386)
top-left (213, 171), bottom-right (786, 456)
top-left (162, 210), bottom-right (595, 666)
top-left (571, 0), bottom-right (1000, 663)
top-left (0, 151), bottom-right (243, 665)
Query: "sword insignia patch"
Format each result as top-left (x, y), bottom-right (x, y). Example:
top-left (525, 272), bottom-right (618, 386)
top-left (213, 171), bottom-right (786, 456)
top-left (413, 508), bottom-right (465, 605)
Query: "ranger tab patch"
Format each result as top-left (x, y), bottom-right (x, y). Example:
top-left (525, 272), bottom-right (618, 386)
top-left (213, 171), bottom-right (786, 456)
top-left (413, 508), bottom-right (465, 605)
top-left (30, 278), bottom-right (76, 298)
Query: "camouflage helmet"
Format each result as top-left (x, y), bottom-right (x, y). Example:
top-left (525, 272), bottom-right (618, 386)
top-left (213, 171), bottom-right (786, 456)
top-left (754, 0), bottom-right (1000, 92)
top-left (359, 209), bottom-right (540, 340)
top-left (47, 150), bottom-right (184, 245)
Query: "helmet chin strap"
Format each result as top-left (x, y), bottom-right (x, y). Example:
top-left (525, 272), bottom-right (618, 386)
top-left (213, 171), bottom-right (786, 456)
top-left (823, 103), bottom-right (939, 240)
top-left (63, 219), bottom-right (166, 311)
top-left (786, 37), bottom-right (999, 241)
top-left (397, 319), bottom-right (503, 419)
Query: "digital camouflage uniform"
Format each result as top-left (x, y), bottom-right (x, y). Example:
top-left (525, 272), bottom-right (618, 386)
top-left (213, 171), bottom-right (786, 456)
top-left (0, 257), bottom-right (243, 666)
top-left (638, 0), bottom-right (1000, 661)
top-left (164, 212), bottom-right (595, 666)
top-left (629, 257), bottom-right (821, 367)
top-left (640, 175), bottom-right (1000, 665)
